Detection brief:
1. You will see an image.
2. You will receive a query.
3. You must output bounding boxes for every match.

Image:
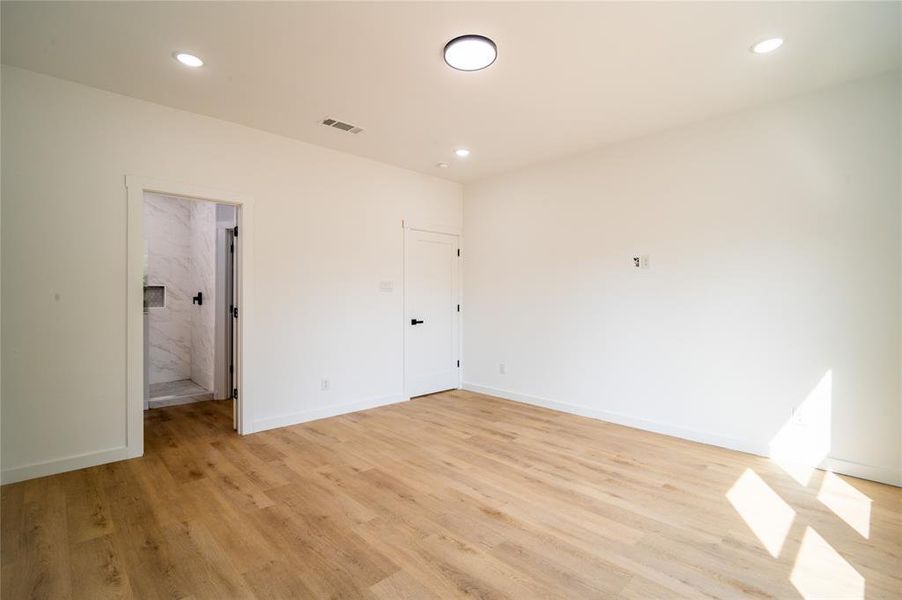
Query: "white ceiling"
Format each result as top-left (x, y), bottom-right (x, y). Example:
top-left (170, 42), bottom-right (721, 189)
top-left (2, 2), bottom-right (899, 183)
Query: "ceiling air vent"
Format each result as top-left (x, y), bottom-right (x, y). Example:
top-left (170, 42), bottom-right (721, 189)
top-left (321, 117), bottom-right (364, 134)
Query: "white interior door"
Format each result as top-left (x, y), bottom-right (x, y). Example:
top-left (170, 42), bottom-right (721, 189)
top-left (405, 229), bottom-right (460, 397)
top-left (226, 224), bottom-right (237, 430)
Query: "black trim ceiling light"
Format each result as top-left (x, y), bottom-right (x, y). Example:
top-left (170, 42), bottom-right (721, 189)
top-left (444, 35), bottom-right (497, 71)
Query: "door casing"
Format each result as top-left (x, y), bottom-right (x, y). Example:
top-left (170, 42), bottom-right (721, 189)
top-left (126, 175), bottom-right (255, 462)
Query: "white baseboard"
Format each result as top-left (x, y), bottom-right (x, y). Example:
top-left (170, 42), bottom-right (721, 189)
top-left (6, 389), bottom-right (896, 488)
top-left (2, 394), bottom-right (407, 485)
top-left (822, 457), bottom-right (901, 487)
top-left (463, 382), bottom-right (766, 455)
top-left (462, 382), bottom-right (901, 488)
top-left (1, 445), bottom-right (133, 485)
top-left (251, 393), bottom-right (409, 433)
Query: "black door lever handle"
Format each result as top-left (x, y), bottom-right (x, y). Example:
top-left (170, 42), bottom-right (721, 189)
top-left (411, 319), bottom-right (424, 325)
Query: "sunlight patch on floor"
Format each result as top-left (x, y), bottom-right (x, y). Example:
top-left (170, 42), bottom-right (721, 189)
top-left (726, 468), bottom-right (795, 557)
top-left (816, 472), bottom-right (871, 539)
top-left (790, 526), bottom-right (865, 599)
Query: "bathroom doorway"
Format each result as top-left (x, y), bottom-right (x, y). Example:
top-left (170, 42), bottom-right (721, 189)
top-left (142, 192), bottom-right (238, 427)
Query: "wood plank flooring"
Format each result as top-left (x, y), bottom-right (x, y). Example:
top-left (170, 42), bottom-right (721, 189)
top-left (2, 390), bottom-right (900, 599)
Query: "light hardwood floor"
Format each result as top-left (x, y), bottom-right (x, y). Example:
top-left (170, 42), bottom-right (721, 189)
top-left (2, 390), bottom-right (900, 599)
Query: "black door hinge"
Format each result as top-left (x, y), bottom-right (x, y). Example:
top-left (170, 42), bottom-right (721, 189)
top-left (230, 243), bottom-right (234, 253)
top-left (457, 360), bottom-right (460, 368)
top-left (457, 248), bottom-right (460, 257)
top-left (232, 306), bottom-right (239, 318)
top-left (233, 226), bottom-right (238, 238)
top-left (232, 388), bottom-right (239, 400)
top-left (457, 304), bottom-right (460, 312)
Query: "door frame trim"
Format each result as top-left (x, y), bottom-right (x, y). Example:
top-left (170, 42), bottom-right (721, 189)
top-left (126, 175), bottom-right (255, 461)
top-left (402, 220), bottom-right (462, 398)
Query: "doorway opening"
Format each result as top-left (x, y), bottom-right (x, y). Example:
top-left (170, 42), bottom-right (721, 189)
top-left (142, 192), bottom-right (238, 428)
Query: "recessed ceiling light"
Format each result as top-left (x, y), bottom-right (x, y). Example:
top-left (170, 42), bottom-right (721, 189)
top-left (174, 52), bottom-right (204, 67)
top-left (444, 35), bottom-right (497, 71)
top-left (436, 162), bottom-right (449, 169)
top-left (454, 149), bottom-right (470, 158)
top-left (751, 38), bottom-right (784, 54)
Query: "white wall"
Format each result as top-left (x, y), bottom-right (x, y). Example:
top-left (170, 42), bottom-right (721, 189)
top-left (463, 73), bottom-right (901, 485)
top-left (0, 66), bottom-right (461, 482)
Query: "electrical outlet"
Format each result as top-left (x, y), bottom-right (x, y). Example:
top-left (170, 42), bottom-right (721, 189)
top-left (791, 406), bottom-right (807, 426)
top-left (321, 378), bottom-right (329, 391)
top-left (499, 363), bottom-right (506, 375)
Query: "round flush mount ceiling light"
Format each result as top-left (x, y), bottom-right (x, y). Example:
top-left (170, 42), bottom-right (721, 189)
top-left (444, 35), bottom-right (497, 71)
top-left (174, 52), bottom-right (204, 67)
top-left (751, 38), bottom-right (784, 54)
top-left (454, 148), bottom-right (470, 158)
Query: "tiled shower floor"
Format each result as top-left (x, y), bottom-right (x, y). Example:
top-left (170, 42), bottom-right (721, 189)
top-left (148, 379), bottom-right (213, 409)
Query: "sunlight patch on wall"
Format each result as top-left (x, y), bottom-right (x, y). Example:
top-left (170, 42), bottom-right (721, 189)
top-left (790, 526), bottom-right (865, 599)
top-left (816, 471), bottom-right (871, 539)
top-left (726, 468), bottom-right (796, 557)
top-left (769, 371), bottom-right (832, 486)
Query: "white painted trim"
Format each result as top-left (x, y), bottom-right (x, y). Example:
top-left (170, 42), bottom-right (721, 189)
top-left (402, 220), bottom-right (462, 236)
top-left (822, 457), bottom-right (902, 487)
top-left (1, 446), bottom-right (130, 485)
top-left (126, 175), bottom-right (256, 456)
top-left (402, 222), bottom-right (408, 399)
top-left (463, 382), bottom-right (902, 488)
top-left (463, 382), bottom-right (764, 455)
top-left (251, 394), bottom-right (409, 433)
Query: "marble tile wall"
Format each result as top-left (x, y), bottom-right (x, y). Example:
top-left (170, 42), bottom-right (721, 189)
top-left (144, 194), bottom-right (217, 390)
top-left (190, 201), bottom-right (217, 391)
top-left (144, 194), bottom-right (192, 384)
